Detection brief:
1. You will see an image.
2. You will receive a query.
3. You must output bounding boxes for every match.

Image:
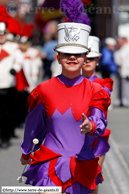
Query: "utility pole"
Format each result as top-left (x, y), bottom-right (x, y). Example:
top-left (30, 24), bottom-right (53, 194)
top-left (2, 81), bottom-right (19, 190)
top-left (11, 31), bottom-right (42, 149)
top-left (25, 0), bottom-right (37, 23)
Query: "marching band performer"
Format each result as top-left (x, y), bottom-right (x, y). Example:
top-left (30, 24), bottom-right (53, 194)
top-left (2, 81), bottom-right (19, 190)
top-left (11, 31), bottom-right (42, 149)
top-left (15, 36), bottom-right (42, 126)
top-left (0, 22), bottom-right (22, 148)
top-left (20, 0), bottom-right (111, 193)
top-left (82, 36), bottom-right (113, 194)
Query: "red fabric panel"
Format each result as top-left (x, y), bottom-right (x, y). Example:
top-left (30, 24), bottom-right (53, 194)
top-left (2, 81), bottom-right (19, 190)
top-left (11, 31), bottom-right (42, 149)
top-left (24, 56), bottom-right (31, 59)
top-left (20, 23), bottom-right (34, 37)
top-left (30, 145), bottom-right (103, 192)
top-left (91, 129), bottom-right (111, 149)
top-left (48, 158), bottom-right (76, 192)
top-left (102, 78), bottom-right (113, 92)
top-left (0, 49), bottom-right (9, 61)
top-left (27, 89), bottom-right (42, 112)
top-left (0, 5), bottom-right (11, 24)
top-left (30, 145), bottom-right (62, 165)
top-left (34, 77), bottom-right (109, 121)
top-left (82, 0), bottom-right (92, 5)
top-left (22, 153), bottom-right (30, 160)
top-left (7, 18), bottom-right (21, 35)
top-left (94, 77), bottom-right (113, 92)
top-left (89, 89), bottom-right (111, 119)
top-left (16, 69), bottom-right (29, 91)
top-left (70, 156), bottom-right (103, 190)
top-left (101, 128), bottom-right (111, 141)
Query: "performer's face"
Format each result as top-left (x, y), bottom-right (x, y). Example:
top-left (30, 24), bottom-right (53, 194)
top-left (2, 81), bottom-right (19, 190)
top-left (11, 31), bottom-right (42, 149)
top-left (19, 43), bottom-right (29, 51)
top-left (0, 33), bottom-right (7, 44)
top-left (57, 52), bottom-right (86, 78)
top-left (82, 57), bottom-right (99, 77)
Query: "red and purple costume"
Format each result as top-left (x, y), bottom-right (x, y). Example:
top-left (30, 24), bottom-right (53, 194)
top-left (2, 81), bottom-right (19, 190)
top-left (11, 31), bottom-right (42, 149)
top-left (21, 74), bottom-right (110, 194)
top-left (88, 75), bottom-right (113, 156)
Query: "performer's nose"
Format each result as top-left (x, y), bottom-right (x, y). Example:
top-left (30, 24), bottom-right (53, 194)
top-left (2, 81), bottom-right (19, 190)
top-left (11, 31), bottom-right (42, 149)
top-left (69, 55), bottom-right (76, 60)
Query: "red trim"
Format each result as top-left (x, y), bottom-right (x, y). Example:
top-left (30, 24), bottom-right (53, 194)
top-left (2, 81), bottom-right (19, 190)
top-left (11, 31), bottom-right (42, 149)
top-left (70, 156), bottom-right (103, 190)
top-left (30, 145), bottom-right (62, 165)
top-left (82, 0), bottom-right (92, 5)
top-left (99, 172), bottom-right (104, 182)
top-left (16, 69), bottom-right (29, 91)
top-left (88, 121), bottom-right (96, 134)
top-left (101, 128), bottom-right (111, 141)
top-left (22, 153), bottom-right (30, 160)
top-left (30, 145), bottom-right (103, 191)
top-left (28, 89), bottom-right (42, 112)
top-left (34, 77), bottom-right (110, 121)
top-left (91, 129), bottom-right (111, 150)
top-left (0, 49), bottom-right (9, 61)
top-left (94, 77), bottom-right (113, 92)
top-left (24, 56), bottom-right (31, 59)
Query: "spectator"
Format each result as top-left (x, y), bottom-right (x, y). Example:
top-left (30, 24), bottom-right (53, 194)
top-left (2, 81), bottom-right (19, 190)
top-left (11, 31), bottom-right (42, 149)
top-left (100, 37), bottom-right (117, 78)
top-left (41, 21), bottom-right (58, 81)
top-left (41, 32), bottom-right (58, 80)
top-left (114, 37), bottom-right (129, 107)
top-left (51, 53), bottom-right (62, 77)
top-left (82, 35), bottom-right (113, 194)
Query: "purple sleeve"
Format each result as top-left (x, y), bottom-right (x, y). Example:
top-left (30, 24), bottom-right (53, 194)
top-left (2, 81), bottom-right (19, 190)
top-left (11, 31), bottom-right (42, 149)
top-left (21, 103), bottom-right (48, 155)
top-left (88, 107), bottom-right (107, 138)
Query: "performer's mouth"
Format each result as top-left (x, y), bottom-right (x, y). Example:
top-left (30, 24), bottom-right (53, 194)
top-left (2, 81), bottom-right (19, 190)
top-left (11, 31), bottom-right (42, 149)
top-left (67, 62), bottom-right (77, 65)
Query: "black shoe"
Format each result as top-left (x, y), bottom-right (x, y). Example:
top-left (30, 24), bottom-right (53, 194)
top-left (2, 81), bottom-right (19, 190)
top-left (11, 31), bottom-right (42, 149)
top-left (120, 103), bottom-right (129, 108)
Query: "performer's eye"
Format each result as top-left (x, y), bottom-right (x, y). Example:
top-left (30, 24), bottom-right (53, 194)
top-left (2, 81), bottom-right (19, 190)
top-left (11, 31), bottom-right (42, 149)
top-left (64, 53), bottom-right (70, 56)
top-left (75, 54), bottom-right (81, 57)
top-left (89, 57), bottom-right (95, 61)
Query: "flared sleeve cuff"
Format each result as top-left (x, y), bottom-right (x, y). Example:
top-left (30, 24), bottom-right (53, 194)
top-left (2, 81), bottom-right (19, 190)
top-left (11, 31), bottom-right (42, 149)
top-left (88, 107), bottom-right (107, 138)
top-left (88, 121), bottom-right (96, 135)
top-left (22, 153), bottom-right (30, 160)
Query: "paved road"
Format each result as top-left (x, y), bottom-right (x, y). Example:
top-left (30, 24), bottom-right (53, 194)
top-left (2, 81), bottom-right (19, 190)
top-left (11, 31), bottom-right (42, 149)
top-left (0, 106), bottom-right (129, 194)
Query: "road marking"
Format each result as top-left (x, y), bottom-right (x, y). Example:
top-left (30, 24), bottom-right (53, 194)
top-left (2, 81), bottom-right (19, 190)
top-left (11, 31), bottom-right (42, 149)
top-left (104, 161), bottom-right (120, 194)
top-left (103, 134), bottom-right (129, 194)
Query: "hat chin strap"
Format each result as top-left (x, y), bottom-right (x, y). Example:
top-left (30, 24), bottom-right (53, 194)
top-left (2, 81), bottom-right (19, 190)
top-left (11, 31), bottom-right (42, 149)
top-left (54, 43), bottom-right (90, 52)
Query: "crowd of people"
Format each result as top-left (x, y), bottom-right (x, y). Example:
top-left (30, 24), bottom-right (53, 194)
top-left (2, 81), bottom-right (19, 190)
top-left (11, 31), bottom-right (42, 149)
top-left (100, 36), bottom-right (129, 108)
top-left (0, 21), bottom-right (42, 149)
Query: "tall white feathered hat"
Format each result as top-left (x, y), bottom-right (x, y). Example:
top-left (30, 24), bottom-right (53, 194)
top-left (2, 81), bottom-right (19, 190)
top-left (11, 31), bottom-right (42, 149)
top-left (54, 22), bottom-right (91, 54)
top-left (86, 36), bottom-right (102, 58)
top-left (54, 0), bottom-right (91, 54)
